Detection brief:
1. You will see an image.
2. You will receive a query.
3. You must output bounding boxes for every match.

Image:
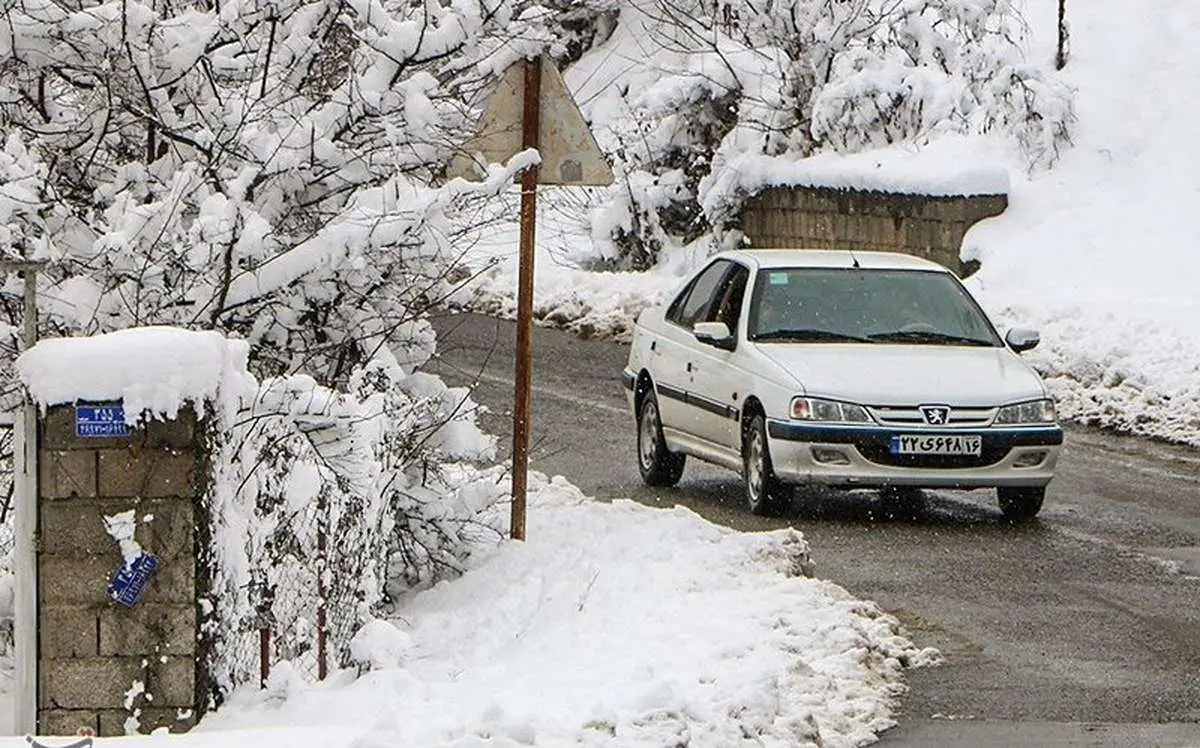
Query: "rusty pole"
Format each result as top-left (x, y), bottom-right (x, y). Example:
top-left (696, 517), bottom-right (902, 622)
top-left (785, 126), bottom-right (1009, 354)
top-left (259, 628), bottom-right (271, 688)
top-left (510, 56), bottom-right (541, 541)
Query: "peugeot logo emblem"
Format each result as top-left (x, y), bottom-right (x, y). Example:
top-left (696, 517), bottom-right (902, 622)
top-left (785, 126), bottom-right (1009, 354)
top-left (919, 405), bottom-right (951, 425)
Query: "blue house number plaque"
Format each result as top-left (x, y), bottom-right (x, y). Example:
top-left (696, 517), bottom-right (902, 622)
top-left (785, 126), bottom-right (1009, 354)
top-left (75, 404), bottom-right (130, 438)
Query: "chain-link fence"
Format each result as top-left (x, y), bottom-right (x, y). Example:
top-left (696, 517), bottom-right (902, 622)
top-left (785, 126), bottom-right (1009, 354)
top-left (252, 484), bottom-right (341, 685)
top-left (209, 386), bottom-right (395, 694)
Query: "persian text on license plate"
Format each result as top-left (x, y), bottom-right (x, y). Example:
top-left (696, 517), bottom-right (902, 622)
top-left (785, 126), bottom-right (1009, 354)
top-left (890, 434), bottom-right (982, 456)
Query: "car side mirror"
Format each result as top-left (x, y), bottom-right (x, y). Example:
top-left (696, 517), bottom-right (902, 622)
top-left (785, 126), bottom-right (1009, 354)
top-left (693, 321), bottom-right (735, 351)
top-left (1005, 327), bottom-right (1040, 353)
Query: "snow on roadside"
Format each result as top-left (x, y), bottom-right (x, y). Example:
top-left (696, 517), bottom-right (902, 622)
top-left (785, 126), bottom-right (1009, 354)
top-left (193, 474), bottom-right (935, 748)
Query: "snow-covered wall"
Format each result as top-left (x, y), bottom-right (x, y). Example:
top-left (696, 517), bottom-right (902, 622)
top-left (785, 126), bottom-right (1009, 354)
top-left (16, 327), bottom-right (256, 426)
top-left (741, 184), bottom-right (1006, 276)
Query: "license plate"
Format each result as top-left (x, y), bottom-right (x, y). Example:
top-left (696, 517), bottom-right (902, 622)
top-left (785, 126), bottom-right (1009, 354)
top-left (890, 434), bottom-right (982, 456)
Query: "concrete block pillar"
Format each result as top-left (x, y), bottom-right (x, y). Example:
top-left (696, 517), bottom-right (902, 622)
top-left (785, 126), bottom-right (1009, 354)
top-left (37, 403), bottom-right (207, 737)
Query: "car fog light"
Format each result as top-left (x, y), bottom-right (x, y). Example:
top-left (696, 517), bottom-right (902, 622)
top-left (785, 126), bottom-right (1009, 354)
top-left (812, 447), bottom-right (851, 465)
top-left (1012, 450), bottom-right (1047, 468)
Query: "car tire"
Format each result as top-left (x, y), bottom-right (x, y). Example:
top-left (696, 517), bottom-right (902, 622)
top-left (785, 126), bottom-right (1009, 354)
top-left (637, 389), bottom-right (685, 487)
top-left (997, 486), bottom-right (1045, 521)
top-left (743, 414), bottom-right (790, 516)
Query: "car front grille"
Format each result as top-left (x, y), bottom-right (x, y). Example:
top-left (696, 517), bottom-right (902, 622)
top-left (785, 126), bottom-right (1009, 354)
top-left (868, 405), bottom-right (997, 428)
top-left (855, 443), bottom-right (1011, 469)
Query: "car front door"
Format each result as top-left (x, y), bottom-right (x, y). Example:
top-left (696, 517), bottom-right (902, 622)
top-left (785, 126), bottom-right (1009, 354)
top-left (686, 263), bottom-right (750, 450)
top-left (654, 260), bottom-right (736, 442)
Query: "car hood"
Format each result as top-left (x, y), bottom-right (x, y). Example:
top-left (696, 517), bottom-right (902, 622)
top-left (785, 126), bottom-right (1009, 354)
top-left (756, 344), bottom-right (1047, 405)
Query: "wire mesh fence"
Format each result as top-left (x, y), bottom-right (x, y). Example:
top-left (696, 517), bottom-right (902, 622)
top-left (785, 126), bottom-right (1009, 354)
top-left (210, 395), bottom-right (395, 694)
top-left (0, 427), bottom-right (18, 701)
top-left (222, 496), bottom-right (388, 688)
top-left (251, 486), bottom-right (333, 685)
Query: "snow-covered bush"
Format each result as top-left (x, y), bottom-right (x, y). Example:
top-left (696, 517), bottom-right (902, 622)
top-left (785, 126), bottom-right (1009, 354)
top-left (588, 0), bottom-right (1075, 264)
top-left (206, 363), bottom-right (505, 691)
top-left (0, 0), bottom-right (620, 384)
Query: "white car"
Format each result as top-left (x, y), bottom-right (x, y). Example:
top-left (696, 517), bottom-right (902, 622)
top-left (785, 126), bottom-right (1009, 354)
top-left (622, 249), bottom-right (1062, 520)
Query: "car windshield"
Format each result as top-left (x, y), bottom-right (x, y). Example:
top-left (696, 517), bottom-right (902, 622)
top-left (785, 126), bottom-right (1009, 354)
top-left (746, 267), bottom-right (1002, 346)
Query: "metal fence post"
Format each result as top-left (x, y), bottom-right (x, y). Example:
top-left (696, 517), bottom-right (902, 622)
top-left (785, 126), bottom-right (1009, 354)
top-left (259, 627), bottom-right (271, 688)
top-left (316, 489), bottom-right (328, 680)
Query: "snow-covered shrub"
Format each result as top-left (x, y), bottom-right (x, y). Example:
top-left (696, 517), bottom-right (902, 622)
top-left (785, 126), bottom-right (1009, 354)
top-left (348, 618), bottom-right (414, 671)
top-left (0, 0), bottom-right (617, 386)
top-left (206, 363), bottom-right (504, 692)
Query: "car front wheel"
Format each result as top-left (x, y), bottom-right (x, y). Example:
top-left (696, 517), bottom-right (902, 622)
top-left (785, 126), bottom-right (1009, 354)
top-left (637, 389), bottom-right (685, 486)
top-left (743, 414), bottom-right (790, 515)
top-left (997, 486), bottom-right (1045, 521)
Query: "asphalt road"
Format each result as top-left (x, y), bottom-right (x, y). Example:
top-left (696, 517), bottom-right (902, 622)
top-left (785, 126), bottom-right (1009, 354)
top-left (427, 310), bottom-right (1200, 747)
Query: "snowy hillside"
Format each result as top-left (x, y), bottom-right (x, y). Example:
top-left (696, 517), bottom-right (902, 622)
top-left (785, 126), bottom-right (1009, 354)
top-left (965, 1), bottom-right (1200, 444)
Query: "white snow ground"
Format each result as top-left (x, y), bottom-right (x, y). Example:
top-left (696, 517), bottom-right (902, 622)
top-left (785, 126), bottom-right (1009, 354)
top-left (1, 477), bottom-right (935, 746)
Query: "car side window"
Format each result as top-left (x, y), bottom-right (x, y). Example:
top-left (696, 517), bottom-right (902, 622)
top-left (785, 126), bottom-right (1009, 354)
top-left (666, 260), bottom-right (732, 329)
top-left (708, 264), bottom-right (749, 332)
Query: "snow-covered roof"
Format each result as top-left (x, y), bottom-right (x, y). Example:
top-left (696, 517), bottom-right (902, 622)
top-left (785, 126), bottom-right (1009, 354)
top-left (16, 326), bottom-right (257, 424)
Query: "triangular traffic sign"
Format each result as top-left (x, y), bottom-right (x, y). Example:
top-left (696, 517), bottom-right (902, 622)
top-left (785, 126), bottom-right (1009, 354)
top-left (449, 55), bottom-right (614, 186)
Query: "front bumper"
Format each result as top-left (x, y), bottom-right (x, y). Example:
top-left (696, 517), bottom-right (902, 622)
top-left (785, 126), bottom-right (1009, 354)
top-left (766, 420), bottom-right (1063, 489)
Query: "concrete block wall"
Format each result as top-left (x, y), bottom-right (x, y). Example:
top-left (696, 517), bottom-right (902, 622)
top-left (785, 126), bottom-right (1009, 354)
top-left (739, 186), bottom-right (1009, 277)
top-left (37, 404), bottom-right (206, 737)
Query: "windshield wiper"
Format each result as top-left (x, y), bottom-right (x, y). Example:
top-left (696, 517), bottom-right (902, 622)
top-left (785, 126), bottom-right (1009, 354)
top-left (868, 330), bottom-right (996, 346)
top-left (751, 328), bottom-right (874, 343)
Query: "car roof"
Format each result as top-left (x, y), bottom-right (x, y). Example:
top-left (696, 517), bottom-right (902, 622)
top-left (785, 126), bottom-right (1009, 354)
top-left (714, 249), bottom-right (952, 273)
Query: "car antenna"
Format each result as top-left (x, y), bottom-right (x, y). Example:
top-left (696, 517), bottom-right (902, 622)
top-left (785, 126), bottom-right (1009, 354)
top-left (848, 247), bottom-right (861, 268)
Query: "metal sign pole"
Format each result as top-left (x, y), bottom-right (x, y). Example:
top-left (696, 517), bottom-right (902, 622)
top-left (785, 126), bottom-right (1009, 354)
top-left (510, 57), bottom-right (541, 541)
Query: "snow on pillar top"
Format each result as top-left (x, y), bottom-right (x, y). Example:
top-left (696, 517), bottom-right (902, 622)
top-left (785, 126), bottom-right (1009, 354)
top-left (15, 326), bottom-right (257, 426)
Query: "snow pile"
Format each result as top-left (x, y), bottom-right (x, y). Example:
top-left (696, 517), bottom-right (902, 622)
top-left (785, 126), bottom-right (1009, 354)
top-left (348, 619), bottom-right (414, 671)
top-left (198, 475), bottom-right (935, 747)
top-left (15, 326), bottom-right (256, 425)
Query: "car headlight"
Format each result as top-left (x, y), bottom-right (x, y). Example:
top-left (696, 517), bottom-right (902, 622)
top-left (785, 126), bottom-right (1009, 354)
top-left (790, 397), bottom-right (872, 423)
top-left (994, 399), bottom-right (1056, 425)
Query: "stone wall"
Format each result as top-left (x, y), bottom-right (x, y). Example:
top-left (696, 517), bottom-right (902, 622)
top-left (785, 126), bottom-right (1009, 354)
top-left (37, 404), bottom-right (207, 737)
top-left (739, 186), bottom-right (1008, 277)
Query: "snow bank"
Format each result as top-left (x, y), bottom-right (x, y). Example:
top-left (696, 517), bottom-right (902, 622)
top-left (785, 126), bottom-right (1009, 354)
top-left (961, 0), bottom-right (1200, 445)
top-left (15, 326), bottom-right (257, 425)
top-left (197, 474), bottom-right (935, 747)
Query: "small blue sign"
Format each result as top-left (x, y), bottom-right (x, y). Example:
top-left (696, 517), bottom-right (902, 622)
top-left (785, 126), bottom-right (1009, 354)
top-left (107, 552), bottom-right (159, 607)
top-left (75, 404), bottom-right (130, 438)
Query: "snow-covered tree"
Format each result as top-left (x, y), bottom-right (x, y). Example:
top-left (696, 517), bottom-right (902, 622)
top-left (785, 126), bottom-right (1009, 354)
top-left (590, 0), bottom-right (1075, 264)
top-left (0, 0), bottom-right (607, 686)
